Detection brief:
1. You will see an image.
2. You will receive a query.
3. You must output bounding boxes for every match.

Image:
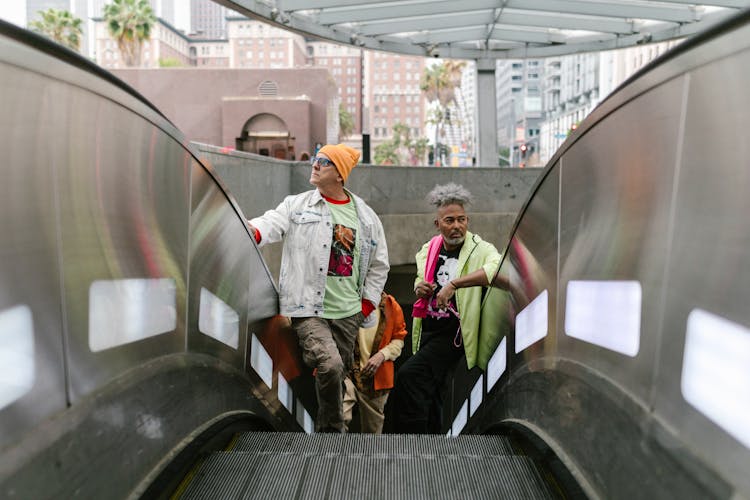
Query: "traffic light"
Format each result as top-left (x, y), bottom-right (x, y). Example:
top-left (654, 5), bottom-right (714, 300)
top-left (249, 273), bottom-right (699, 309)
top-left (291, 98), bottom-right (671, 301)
top-left (520, 143), bottom-right (528, 158)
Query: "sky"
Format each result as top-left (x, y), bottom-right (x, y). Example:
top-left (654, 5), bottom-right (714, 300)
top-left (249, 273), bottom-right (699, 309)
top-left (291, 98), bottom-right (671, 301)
top-left (1, 1), bottom-right (26, 26)
top-left (0, 0), bottom-right (191, 31)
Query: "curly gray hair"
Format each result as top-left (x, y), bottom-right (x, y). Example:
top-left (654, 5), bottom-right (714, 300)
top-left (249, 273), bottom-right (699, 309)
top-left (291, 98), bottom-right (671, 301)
top-left (427, 183), bottom-right (473, 208)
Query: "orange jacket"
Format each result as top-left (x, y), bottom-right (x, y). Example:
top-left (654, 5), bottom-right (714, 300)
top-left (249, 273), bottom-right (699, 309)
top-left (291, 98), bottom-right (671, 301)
top-left (373, 294), bottom-right (408, 391)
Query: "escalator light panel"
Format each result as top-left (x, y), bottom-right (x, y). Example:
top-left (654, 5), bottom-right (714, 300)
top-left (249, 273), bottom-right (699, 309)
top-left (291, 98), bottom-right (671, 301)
top-left (89, 278), bottom-right (177, 352)
top-left (296, 398), bottom-right (313, 434)
top-left (470, 375), bottom-right (483, 417)
top-left (516, 289), bottom-right (548, 353)
top-left (0, 304), bottom-right (34, 410)
top-left (487, 337), bottom-right (507, 391)
top-left (250, 333), bottom-right (273, 389)
top-left (278, 372), bottom-right (292, 412)
top-left (198, 287), bottom-right (239, 349)
top-left (682, 308), bottom-right (750, 449)
top-left (564, 280), bottom-right (641, 356)
top-left (451, 399), bottom-right (468, 436)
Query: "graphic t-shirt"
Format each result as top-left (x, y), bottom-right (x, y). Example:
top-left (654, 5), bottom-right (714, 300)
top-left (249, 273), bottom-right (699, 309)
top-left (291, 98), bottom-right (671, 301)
top-left (421, 244), bottom-right (461, 343)
top-left (323, 199), bottom-right (361, 318)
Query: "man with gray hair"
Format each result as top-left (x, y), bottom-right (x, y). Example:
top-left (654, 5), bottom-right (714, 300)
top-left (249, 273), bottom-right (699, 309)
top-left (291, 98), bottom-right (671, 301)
top-left (391, 183), bottom-right (501, 433)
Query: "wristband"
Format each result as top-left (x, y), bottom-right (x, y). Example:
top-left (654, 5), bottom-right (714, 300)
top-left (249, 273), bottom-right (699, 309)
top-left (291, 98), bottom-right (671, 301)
top-left (450, 280), bottom-right (458, 289)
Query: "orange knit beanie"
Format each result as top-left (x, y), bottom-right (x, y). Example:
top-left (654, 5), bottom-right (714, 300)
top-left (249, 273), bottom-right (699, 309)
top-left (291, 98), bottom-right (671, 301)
top-left (318, 143), bottom-right (360, 182)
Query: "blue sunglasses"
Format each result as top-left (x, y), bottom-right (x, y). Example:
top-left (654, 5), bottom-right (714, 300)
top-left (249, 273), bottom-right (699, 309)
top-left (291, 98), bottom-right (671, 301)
top-left (310, 156), bottom-right (336, 168)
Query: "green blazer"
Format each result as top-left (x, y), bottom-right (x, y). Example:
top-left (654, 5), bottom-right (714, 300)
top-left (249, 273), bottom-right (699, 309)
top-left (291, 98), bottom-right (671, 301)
top-left (412, 231), bottom-right (502, 369)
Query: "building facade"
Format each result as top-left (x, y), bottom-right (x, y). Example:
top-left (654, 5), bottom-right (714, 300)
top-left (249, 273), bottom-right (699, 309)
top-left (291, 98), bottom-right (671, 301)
top-left (113, 67), bottom-right (338, 158)
top-left (496, 59), bottom-right (544, 167)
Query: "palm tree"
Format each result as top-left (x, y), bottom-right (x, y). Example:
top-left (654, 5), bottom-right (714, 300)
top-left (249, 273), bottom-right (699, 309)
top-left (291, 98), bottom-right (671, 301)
top-left (103, 0), bottom-right (156, 67)
top-left (339, 104), bottom-right (355, 141)
top-left (29, 9), bottom-right (83, 52)
top-left (420, 60), bottom-right (466, 165)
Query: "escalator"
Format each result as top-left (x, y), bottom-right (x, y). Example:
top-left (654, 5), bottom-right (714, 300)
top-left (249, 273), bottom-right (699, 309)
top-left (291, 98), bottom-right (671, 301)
top-left (171, 433), bottom-right (559, 499)
top-left (2, 7), bottom-right (750, 500)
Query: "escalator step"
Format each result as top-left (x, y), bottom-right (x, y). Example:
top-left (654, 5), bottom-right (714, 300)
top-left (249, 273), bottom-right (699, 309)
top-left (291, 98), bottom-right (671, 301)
top-left (231, 431), bottom-right (514, 456)
top-left (179, 452), bottom-right (556, 499)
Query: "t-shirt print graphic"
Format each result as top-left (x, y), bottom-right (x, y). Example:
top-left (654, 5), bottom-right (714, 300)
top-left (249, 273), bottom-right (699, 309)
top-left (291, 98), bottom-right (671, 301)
top-left (328, 223), bottom-right (356, 276)
top-left (427, 253), bottom-right (459, 319)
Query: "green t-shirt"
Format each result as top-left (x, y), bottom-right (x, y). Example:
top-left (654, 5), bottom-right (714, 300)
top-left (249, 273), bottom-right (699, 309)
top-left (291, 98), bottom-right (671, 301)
top-left (323, 199), bottom-right (361, 319)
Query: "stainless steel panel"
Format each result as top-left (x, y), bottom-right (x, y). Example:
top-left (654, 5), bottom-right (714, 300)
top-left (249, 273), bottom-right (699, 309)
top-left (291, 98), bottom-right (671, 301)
top-left (57, 87), bottom-right (191, 401)
top-left (654, 50), bottom-right (750, 494)
top-left (556, 77), bottom-right (686, 401)
top-left (187, 163), bottom-right (251, 368)
top-left (509, 165), bottom-right (561, 362)
top-left (0, 60), bottom-right (67, 447)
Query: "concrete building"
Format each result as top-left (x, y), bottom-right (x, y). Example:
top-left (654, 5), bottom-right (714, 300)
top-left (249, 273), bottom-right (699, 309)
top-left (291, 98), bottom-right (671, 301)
top-left (113, 67), bottom-right (338, 158)
top-left (539, 53), bottom-right (599, 165)
top-left (308, 42), bottom-right (363, 136)
top-left (190, 0), bottom-right (227, 39)
top-left (496, 59), bottom-right (544, 167)
top-left (191, 38), bottom-right (229, 67)
top-left (539, 41), bottom-right (682, 165)
top-left (227, 17), bottom-right (307, 69)
top-left (365, 50), bottom-right (426, 154)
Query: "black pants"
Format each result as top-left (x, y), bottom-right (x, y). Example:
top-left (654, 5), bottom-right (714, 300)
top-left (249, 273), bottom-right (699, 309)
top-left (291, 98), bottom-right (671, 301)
top-left (391, 332), bottom-right (464, 434)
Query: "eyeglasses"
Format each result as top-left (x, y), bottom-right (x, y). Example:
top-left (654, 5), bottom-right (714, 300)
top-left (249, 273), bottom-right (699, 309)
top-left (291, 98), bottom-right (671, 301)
top-left (310, 156), bottom-right (336, 169)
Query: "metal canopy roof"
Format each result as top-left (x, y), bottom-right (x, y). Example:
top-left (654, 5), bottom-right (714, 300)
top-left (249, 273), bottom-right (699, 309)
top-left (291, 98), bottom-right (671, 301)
top-left (217, 0), bottom-right (749, 59)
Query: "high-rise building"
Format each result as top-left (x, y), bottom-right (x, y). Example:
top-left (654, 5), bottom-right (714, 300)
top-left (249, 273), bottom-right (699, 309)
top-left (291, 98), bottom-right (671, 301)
top-left (539, 53), bottom-right (599, 165)
top-left (365, 51), bottom-right (425, 149)
top-left (190, 0), bottom-right (226, 39)
top-left (227, 17), bottom-right (307, 69)
top-left (308, 42), bottom-right (363, 136)
top-left (496, 59), bottom-right (544, 167)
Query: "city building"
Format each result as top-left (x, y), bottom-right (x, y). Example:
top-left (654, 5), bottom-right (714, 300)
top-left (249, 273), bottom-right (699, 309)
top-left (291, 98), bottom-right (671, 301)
top-left (496, 59), bottom-right (544, 167)
top-left (190, 0), bottom-right (227, 39)
top-left (308, 41), bottom-right (363, 136)
top-left (113, 67), bottom-right (338, 158)
top-left (539, 53), bottom-right (599, 165)
top-left (227, 17), bottom-right (307, 68)
top-left (365, 50), bottom-right (426, 154)
top-left (539, 40), bottom-right (682, 165)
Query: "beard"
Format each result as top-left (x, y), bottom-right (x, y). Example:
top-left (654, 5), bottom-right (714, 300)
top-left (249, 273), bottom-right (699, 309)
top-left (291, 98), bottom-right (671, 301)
top-left (444, 235), bottom-right (465, 246)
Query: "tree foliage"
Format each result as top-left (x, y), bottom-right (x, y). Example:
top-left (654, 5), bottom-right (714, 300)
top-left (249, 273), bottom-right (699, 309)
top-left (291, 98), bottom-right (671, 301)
top-left (339, 104), bottom-right (355, 141)
top-left (374, 122), bottom-right (429, 166)
top-left (103, 0), bottom-right (156, 67)
top-left (159, 57), bottom-right (183, 67)
top-left (29, 8), bottom-right (83, 52)
top-left (420, 60), bottom-right (466, 165)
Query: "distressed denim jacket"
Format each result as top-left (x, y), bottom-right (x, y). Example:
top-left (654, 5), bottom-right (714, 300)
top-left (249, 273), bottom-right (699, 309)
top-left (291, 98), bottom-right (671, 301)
top-left (250, 189), bottom-right (389, 317)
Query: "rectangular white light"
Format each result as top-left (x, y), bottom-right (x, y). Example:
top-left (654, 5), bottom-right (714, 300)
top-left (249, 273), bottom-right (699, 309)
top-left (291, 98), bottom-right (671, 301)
top-left (451, 399), bottom-right (468, 436)
top-left (682, 308), bottom-right (750, 449)
top-left (487, 337), bottom-right (507, 392)
top-left (278, 372), bottom-right (292, 412)
top-left (0, 304), bottom-right (35, 410)
top-left (198, 287), bottom-right (239, 349)
top-left (250, 333), bottom-right (273, 389)
top-left (470, 375), bottom-right (483, 417)
top-left (564, 280), bottom-right (641, 357)
top-left (89, 278), bottom-right (176, 352)
top-left (516, 289), bottom-right (548, 353)
top-left (296, 399), bottom-right (313, 434)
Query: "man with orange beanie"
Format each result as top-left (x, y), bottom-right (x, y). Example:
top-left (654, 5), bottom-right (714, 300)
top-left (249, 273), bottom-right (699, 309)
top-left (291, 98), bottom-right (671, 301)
top-left (248, 144), bottom-right (389, 433)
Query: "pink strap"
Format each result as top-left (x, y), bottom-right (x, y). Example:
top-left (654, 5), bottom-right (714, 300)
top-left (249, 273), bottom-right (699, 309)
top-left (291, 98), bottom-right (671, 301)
top-left (412, 236), bottom-right (444, 318)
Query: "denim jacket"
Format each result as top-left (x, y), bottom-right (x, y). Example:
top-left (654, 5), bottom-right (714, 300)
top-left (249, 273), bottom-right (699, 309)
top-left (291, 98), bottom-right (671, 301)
top-left (250, 189), bottom-right (389, 317)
